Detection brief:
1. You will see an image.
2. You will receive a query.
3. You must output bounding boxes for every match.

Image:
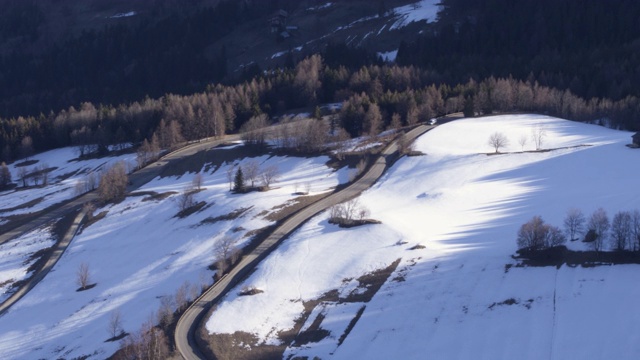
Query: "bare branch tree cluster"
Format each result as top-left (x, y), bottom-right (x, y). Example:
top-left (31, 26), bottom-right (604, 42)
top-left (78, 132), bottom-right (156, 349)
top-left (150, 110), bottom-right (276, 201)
top-left (488, 131), bottom-right (509, 153)
top-left (528, 207), bottom-right (640, 253)
top-left (98, 161), bottom-right (129, 203)
top-left (516, 216), bottom-right (566, 251)
top-left (329, 198), bottom-right (371, 226)
top-left (232, 160), bottom-right (280, 192)
top-left (214, 236), bottom-right (240, 275)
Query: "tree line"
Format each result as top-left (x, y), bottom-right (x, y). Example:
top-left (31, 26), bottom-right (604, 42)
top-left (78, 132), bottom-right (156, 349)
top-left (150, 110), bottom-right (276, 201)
top-left (398, 0), bottom-right (640, 102)
top-left (517, 207), bottom-right (640, 253)
top-left (3, 54), bottom-right (640, 165)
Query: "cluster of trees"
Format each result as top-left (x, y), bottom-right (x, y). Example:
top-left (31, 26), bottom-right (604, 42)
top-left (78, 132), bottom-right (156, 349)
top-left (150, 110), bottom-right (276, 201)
top-left (398, 0), bottom-right (640, 102)
top-left (329, 198), bottom-right (371, 226)
top-left (3, 55), bottom-right (640, 165)
top-left (95, 161), bottom-right (130, 203)
top-left (115, 279), bottom-right (206, 360)
top-left (517, 207), bottom-right (640, 253)
top-left (230, 160), bottom-right (280, 193)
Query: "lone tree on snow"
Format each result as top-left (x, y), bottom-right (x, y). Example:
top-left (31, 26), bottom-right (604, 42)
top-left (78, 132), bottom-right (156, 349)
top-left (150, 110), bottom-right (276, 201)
top-left (76, 262), bottom-right (92, 291)
top-left (233, 167), bottom-right (245, 193)
top-left (488, 132), bottom-right (509, 153)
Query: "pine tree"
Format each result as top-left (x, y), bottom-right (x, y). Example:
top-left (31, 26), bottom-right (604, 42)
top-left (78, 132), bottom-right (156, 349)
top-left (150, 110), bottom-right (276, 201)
top-left (233, 167), bottom-right (245, 193)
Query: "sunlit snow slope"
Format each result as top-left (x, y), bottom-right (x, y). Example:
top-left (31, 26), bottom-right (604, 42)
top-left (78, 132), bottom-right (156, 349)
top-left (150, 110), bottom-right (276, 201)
top-left (207, 114), bottom-right (640, 360)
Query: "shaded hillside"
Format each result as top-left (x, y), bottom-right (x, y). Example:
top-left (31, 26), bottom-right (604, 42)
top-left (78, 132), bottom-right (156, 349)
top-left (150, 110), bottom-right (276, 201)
top-left (0, 0), bottom-right (418, 119)
top-left (397, 0), bottom-right (640, 100)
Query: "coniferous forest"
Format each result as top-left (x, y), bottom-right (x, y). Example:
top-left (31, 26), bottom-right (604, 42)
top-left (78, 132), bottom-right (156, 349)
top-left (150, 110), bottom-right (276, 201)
top-left (1, 0), bottom-right (639, 162)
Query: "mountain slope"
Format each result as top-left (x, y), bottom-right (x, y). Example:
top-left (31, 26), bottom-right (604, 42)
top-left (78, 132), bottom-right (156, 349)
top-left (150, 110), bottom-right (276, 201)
top-left (204, 115), bottom-right (640, 359)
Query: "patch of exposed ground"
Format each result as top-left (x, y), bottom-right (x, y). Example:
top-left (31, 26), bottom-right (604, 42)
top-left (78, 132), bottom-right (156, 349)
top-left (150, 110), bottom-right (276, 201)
top-left (201, 259), bottom-right (402, 359)
top-left (263, 194), bottom-right (329, 222)
top-left (175, 201), bottom-right (207, 219)
top-left (200, 207), bottom-right (253, 225)
top-left (161, 145), bottom-right (266, 178)
top-left (129, 190), bottom-right (177, 202)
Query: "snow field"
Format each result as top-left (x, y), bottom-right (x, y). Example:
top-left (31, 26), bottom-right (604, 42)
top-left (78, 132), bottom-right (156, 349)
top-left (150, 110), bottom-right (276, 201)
top-left (0, 147), bottom-right (137, 217)
top-left (0, 151), bottom-right (347, 359)
top-left (207, 114), bottom-right (640, 359)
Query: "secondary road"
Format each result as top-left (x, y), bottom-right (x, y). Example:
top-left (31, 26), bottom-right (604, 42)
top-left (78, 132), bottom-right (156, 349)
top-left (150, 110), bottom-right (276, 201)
top-left (0, 135), bottom-right (241, 315)
top-left (175, 124), bottom-right (433, 360)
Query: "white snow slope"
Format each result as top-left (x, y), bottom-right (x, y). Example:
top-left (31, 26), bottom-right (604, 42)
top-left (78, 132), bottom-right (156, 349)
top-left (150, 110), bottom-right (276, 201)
top-left (0, 147), bottom-right (136, 218)
top-left (207, 114), bottom-right (640, 360)
top-left (0, 150), bottom-right (347, 359)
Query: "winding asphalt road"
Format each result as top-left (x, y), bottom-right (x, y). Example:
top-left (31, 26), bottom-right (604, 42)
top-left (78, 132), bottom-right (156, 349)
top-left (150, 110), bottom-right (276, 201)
top-left (0, 135), bottom-right (240, 315)
top-left (175, 124), bottom-right (433, 360)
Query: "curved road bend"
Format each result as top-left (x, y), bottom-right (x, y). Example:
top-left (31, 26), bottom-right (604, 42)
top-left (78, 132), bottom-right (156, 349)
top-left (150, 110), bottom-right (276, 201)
top-left (0, 135), bottom-right (240, 315)
top-left (175, 124), bottom-right (433, 360)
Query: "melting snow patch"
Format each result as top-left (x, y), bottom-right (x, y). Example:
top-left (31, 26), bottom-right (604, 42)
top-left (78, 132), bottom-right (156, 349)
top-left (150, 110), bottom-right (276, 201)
top-left (378, 50), bottom-right (398, 62)
top-left (307, 2), bottom-right (333, 11)
top-left (110, 11), bottom-right (136, 19)
top-left (391, 0), bottom-right (441, 30)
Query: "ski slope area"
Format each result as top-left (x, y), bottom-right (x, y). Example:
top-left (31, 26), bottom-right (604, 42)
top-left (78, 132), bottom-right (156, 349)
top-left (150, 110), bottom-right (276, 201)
top-left (0, 150), bottom-right (348, 359)
top-left (206, 114), bottom-right (640, 359)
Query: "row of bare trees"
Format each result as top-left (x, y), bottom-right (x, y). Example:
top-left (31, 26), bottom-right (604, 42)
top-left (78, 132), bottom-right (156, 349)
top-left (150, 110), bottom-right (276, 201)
top-left (488, 124), bottom-right (547, 153)
top-left (517, 207), bottom-right (640, 253)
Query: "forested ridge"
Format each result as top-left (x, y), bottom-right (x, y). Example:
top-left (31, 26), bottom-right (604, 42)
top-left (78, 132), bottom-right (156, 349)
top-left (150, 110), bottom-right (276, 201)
top-left (1, 0), bottom-right (640, 163)
top-left (398, 0), bottom-right (640, 101)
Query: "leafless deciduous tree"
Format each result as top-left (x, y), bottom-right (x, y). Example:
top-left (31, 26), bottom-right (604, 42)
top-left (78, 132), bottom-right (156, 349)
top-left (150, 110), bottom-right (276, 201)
top-left (108, 309), bottom-right (123, 339)
top-left (174, 281), bottom-right (191, 313)
top-left (225, 163), bottom-right (236, 191)
top-left (119, 316), bottom-right (169, 360)
top-left (192, 173), bottom-right (203, 191)
top-left (611, 210), bottom-right (632, 251)
top-left (518, 134), bottom-right (528, 151)
top-left (397, 134), bottom-right (415, 155)
top-left (243, 160), bottom-right (260, 188)
top-left (156, 296), bottom-right (174, 330)
top-left (260, 165), bottom-right (280, 189)
top-left (176, 187), bottom-right (196, 212)
top-left (214, 236), bottom-right (240, 275)
top-left (632, 210), bottom-right (640, 251)
top-left (587, 207), bottom-right (610, 252)
top-left (488, 132), bottom-right (509, 153)
top-left (240, 114), bottom-right (269, 147)
top-left (98, 161), bottom-right (128, 203)
top-left (77, 262), bottom-right (91, 290)
top-left (516, 216), bottom-right (566, 250)
top-left (563, 208), bottom-right (586, 241)
top-left (17, 166), bottom-right (28, 187)
top-left (329, 198), bottom-right (371, 225)
top-left (531, 124), bottom-right (547, 150)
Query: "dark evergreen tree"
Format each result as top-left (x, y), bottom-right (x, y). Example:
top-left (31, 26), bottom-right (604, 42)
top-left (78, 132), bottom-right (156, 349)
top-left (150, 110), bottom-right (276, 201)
top-left (233, 167), bottom-right (245, 193)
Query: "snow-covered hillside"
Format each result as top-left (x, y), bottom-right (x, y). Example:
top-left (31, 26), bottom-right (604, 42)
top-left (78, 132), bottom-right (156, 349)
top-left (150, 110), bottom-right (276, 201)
top-left (0, 149), bottom-right (348, 359)
top-left (206, 115), bottom-right (640, 359)
top-left (0, 147), bottom-right (136, 218)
